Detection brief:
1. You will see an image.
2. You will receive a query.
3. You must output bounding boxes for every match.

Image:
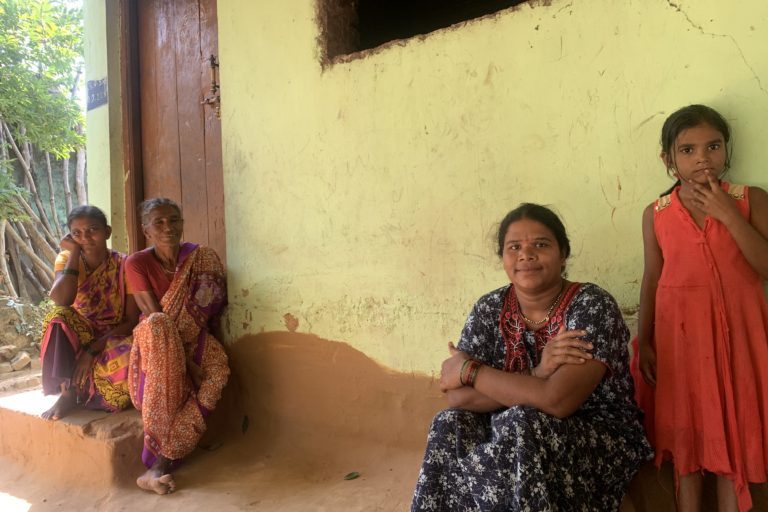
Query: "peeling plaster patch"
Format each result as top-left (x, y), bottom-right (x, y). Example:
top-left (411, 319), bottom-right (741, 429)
top-left (484, 63), bottom-right (498, 86)
top-left (283, 313), bottom-right (300, 332)
top-left (554, 2), bottom-right (573, 17)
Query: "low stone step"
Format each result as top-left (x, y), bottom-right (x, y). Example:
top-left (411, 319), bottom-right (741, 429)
top-left (0, 369), bottom-right (42, 395)
top-left (0, 388), bottom-right (145, 489)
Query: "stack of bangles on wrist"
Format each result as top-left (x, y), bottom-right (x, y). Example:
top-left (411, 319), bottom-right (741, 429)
top-left (60, 268), bottom-right (79, 276)
top-left (459, 358), bottom-right (482, 387)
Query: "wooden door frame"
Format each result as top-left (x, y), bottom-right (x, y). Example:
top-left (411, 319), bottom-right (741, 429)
top-left (119, 0), bottom-right (145, 253)
top-left (119, 1), bottom-right (224, 255)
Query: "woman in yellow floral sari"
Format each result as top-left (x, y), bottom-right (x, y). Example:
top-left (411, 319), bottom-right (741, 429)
top-left (41, 206), bottom-right (139, 420)
top-left (126, 198), bottom-right (229, 495)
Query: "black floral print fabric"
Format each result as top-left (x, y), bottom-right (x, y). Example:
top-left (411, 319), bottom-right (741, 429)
top-left (411, 283), bottom-right (652, 511)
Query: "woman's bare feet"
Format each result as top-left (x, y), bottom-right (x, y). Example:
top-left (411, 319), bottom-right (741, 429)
top-left (136, 457), bottom-right (175, 495)
top-left (41, 388), bottom-right (77, 420)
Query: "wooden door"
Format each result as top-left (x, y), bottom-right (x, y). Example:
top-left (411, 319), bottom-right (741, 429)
top-left (135, 0), bottom-right (225, 261)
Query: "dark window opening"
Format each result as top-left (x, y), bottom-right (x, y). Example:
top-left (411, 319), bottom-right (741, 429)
top-left (319, 0), bottom-right (530, 63)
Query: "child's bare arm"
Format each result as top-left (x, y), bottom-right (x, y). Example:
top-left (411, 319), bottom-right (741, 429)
top-left (637, 203), bottom-right (662, 385)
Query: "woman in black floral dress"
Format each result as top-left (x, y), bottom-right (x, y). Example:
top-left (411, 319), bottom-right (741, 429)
top-left (411, 203), bottom-right (652, 512)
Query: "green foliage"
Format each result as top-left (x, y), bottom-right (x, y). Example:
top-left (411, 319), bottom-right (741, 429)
top-left (0, 168), bottom-right (26, 220)
top-left (0, 0), bottom-right (84, 158)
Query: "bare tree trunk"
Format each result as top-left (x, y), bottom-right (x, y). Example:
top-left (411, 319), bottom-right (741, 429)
top-left (2, 122), bottom-right (57, 236)
top-left (4, 222), bottom-right (55, 283)
top-left (6, 234), bottom-right (29, 300)
top-left (0, 119), bottom-right (9, 167)
top-left (14, 220), bottom-right (56, 268)
top-left (11, 219), bottom-right (53, 291)
top-left (62, 156), bottom-right (73, 213)
top-left (75, 124), bottom-right (87, 205)
top-left (64, 69), bottom-right (82, 211)
top-left (21, 260), bottom-right (47, 297)
top-left (15, 193), bottom-right (59, 249)
top-left (26, 142), bottom-right (56, 234)
top-left (30, 258), bottom-right (53, 291)
top-left (0, 220), bottom-right (19, 299)
top-left (12, 220), bottom-right (32, 247)
top-left (45, 152), bottom-right (64, 239)
top-left (19, 219), bottom-right (57, 264)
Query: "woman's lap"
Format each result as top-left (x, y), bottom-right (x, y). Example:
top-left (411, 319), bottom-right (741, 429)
top-left (129, 312), bottom-right (228, 463)
top-left (41, 315), bottom-right (131, 411)
top-left (413, 406), bottom-right (641, 512)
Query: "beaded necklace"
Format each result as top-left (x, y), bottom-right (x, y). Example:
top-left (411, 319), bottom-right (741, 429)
top-left (80, 252), bottom-right (107, 276)
top-left (519, 283), bottom-right (566, 326)
top-left (152, 248), bottom-right (177, 276)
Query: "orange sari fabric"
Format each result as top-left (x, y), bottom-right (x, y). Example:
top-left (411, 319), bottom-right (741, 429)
top-left (128, 246), bottom-right (229, 465)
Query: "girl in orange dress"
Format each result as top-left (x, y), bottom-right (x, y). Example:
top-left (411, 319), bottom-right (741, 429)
top-left (633, 104), bottom-right (768, 511)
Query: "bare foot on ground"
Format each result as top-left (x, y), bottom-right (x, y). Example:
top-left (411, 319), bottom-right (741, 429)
top-left (137, 467), bottom-right (176, 495)
top-left (41, 389), bottom-right (77, 421)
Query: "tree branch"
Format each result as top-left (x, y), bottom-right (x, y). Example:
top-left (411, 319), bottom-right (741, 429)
top-left (21, 259), bottom-right (47, 297)
top-left (45, 152), bottom-right (64, 238)
top-left (15, 193), bottom-right (58, 249)
top-left (19, 219), bottom-right (57, 264)
top-left (4, 221), bottom-right (55, 283)
top-left (0, 220), bottom-right (19, 299)
top-left (6, 232), bottom-right (29, 300)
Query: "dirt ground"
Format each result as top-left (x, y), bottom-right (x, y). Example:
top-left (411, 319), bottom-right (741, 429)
top-left (0, 390), bottom-right (424, 512)
top-left (2, 334), bottom-right (767, 512)
top-left (0, 333), bottom-right (441, 512)
top-left (0, 439), bottom-right (421, 512)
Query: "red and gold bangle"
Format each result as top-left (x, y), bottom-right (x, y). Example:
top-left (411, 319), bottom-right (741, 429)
top-left (465, 360), bottom-right (482, 387)
top-left (459, 359), bottom-right (472, 386)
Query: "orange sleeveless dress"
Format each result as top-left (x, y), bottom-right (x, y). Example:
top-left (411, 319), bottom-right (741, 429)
top-left (632, 182), bottom-right (768, 512)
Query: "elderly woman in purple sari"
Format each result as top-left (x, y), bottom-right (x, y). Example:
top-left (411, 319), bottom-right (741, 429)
top-left (126, 198), bottom-right (229, 495)
top-left (40, 206), bottom-right (139, 420)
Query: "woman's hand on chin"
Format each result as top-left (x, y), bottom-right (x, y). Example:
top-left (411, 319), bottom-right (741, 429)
top-left (59, 233), bottom-right (81, 254)
top-left (439, 342), bottom-right (469, 392)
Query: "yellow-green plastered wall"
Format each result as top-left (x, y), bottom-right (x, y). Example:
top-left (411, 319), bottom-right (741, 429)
top-left (218, 0), bottom-right (768, 374)
top-left (212, 1), bottom-right (768, 374)
top-left (83, 0), bottom-right (128, 251)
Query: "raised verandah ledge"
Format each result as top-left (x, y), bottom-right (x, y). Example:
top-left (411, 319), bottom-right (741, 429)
top-left (1, 332), bottom-right (766, 510)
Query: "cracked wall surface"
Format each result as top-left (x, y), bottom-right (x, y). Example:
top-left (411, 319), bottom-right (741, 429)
top-left (216, 0), bottom-right (768, 374)
top-left (86, 0), bottom-right (768, 376)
